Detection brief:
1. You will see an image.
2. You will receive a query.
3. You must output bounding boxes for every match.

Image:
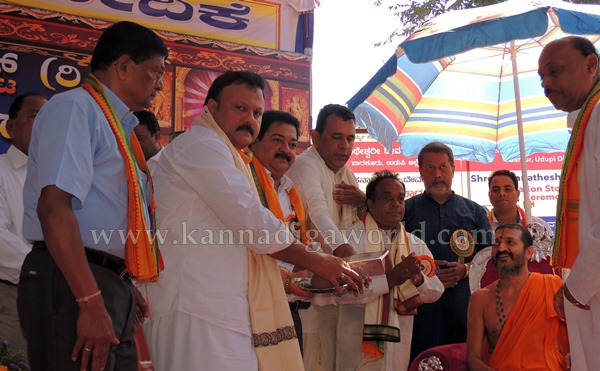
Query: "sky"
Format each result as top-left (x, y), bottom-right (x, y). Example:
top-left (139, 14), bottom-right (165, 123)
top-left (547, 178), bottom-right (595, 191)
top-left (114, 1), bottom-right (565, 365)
top-left (310, 0), bottom-right (400, 128)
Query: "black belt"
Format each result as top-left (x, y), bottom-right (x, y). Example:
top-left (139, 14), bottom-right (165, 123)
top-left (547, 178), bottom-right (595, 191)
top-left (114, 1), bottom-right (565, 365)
top-left (33, 241), bottom-right (131, 281)
top-left (0, 278), bottom-right (17, 287)
top-left (289, 301), bottom-right (311, 312)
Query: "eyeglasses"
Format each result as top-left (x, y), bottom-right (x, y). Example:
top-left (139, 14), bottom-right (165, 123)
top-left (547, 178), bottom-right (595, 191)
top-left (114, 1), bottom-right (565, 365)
top-left (136, 61), bottom-right (166, 83)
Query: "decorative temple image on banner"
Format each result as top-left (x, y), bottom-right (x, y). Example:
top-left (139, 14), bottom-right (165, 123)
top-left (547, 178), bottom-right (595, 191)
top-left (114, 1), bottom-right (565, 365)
top-left (0, 0), bottom-right (313, 152)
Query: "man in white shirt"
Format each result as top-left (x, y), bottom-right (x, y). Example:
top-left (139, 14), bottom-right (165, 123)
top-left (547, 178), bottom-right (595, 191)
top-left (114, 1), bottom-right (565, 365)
top-left (337, 170), bottom-right (444, 371)
top-left (540, 36), bottom-right (600, 370)
top-left (133, 110), bottom-right (162, 172)
top-left (487, 169), bottom-right (553, 233)
top-left (288, 103), bottom-right (366, 370)
top-left (143, 71), bottom-right (363, 370)
top-left (478, 169), bottom-right (556, 281)
top-left (0, 92), bottom-right (46, 352)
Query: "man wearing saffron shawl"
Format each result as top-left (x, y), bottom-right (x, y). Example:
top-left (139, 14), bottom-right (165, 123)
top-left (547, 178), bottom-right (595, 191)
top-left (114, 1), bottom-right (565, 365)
top-left (539, 36), bottom-right (600, 371)
top-left (247, 110), bottom-right (313, 353)
top-left (17, 22), bottom-right (168, 371)
top-left (466, 224), bottom-right (568, 370)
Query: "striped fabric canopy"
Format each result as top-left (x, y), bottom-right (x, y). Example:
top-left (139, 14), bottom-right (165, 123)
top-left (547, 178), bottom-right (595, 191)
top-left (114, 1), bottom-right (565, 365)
top-left (348, 0), bottom-right (600, 163)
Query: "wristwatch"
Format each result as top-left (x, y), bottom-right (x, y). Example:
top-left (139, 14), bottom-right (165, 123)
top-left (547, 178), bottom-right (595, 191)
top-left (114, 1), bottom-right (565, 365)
top-left (357, 204), bottom-right (368, 213)
top-left (564, 284), bottom-right (590, 310)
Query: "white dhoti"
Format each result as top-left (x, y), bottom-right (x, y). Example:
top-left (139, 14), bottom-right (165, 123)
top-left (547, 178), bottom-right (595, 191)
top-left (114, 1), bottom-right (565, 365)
top-left (143, 311), bottom-right (258, 371)
top-left (300, 304), bottom-right (339, 371)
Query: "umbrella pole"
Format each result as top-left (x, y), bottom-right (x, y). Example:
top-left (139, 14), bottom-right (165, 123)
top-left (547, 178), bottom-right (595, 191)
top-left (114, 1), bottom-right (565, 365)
top-left (510, 40), bottom-right (533, 224)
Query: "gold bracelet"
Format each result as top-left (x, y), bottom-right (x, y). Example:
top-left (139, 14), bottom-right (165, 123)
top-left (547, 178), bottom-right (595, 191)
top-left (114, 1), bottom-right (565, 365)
top-left (75, 290), bottom-right (102, 303)
top-left (284, 275), bottom-right (292, 294)
top-left (462, 263), bottom-right (470, 279)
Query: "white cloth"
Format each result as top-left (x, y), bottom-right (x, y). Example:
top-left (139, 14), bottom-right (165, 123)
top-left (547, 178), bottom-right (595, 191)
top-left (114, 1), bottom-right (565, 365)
top-left (143, 311), bottom-right (258, 371)
top-left (147, 146), bottom-right (163, 174)
top-left (288, 146), bottom-right (359, 250)
top-left (336, 220), bottom-right (444, 371)
top-left (288, 146), bottom-right (360, 370)
top-left (489, 210), bottom-right (553, 233)
top-left (562, 101), bottom-right (600, 371)
top-left (0, 146), bottom-right (30, 284)
top-left (142, 125), bottom-right (294, 368)
top-left (273, 173), bottom-right (296, 273)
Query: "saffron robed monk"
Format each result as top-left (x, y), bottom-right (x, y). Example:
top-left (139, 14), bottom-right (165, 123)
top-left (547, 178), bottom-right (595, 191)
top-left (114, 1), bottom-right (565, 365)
top-left (17, 21), bottom-right (166, 371)
top-left (466, 224), bottom-right (568, 370)
top-left (142, 70), bottom-right (363, 370)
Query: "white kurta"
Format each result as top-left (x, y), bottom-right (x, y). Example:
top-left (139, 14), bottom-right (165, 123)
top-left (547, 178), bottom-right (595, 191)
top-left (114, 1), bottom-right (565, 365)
top-left (563, 101), bottom-right (600, 371)
top-left (0, 145), bottom-right (30, 352)
top-left (142, 126), bottom-right (294, 370)
top-left (146, 146), bottom-right (163, 174)
top-left (0, 145), bottom-right (30, 284)
top-left (288, 146), bottom-right (360, 371)
top-left (288, 146), bottom-right (358, 250)
top-left (336, 221), bottom-right (444, 371)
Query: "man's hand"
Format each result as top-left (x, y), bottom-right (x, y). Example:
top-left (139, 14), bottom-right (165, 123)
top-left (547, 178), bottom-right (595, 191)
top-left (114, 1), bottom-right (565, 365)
top-left (333, 181), bottom-right (366, 208)
top-left (72, 297), bottom-right (120, 371)
top-left (38, 186), bottom-right (120, 371)
top-left (333, 243), bottom-right (356, 258)
top-left (132, 285), bottom-right (151, 324)
top-left (435, 260), bottom-right (466, 288)
top-left (387, 253), bottom-right (421, 287)
top-left (310, 253), bottom-right (364, 294)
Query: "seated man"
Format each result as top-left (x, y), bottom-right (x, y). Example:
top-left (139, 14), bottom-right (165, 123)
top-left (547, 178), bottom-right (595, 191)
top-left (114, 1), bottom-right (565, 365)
top-left (466, 224), bottom-right (568, 370)
top-left (337, 170), bottom-right (444, 371)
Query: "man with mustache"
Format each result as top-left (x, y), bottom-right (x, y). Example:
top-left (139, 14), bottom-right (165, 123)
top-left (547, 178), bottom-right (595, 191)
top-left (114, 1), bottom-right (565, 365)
top-left (466, 224), bottom-right (568, 370)
top-left (288, 103), bottom-right (365, 371)
top-left (469, 170), bottom-right (556, 288)
top-left (142, 71), bottom-right (363, 370)
top-left (336, 170), bottom-right (444, 371)
top-left (539, 36), bottom-right (600, 370)
top-left (247, 110), bottom-right (313, 354)
top-left (487, 170), bottom-right (553, 232)
top-left (403, 141), bottom-right (492, 361)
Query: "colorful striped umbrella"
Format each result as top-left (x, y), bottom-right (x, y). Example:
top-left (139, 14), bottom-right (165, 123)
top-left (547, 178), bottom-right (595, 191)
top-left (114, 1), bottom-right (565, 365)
top-left (347, 0), bottom-right (600, 222)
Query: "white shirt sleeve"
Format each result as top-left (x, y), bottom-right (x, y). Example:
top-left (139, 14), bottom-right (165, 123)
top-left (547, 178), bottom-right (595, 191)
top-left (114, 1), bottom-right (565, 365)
top-left (0, 181), bottom-right (29, 283)
top-left (289, 158), bottom-right (347, 249)
top-left (166, 131), bottom-right (294, 254)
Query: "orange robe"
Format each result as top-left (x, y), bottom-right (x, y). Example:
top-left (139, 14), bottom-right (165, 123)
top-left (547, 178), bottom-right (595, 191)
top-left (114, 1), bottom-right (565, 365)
top-left (484, 273), bottom-right (568, 370)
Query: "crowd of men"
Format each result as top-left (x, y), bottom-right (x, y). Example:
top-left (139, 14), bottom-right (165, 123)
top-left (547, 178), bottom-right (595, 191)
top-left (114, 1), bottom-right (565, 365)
top-left (0, 20), bottom-right (599, 371)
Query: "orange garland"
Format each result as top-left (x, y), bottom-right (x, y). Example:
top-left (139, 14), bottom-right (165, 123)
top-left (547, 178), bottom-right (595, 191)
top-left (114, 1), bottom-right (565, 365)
top-left (82, 74), bottom-right (163, 281)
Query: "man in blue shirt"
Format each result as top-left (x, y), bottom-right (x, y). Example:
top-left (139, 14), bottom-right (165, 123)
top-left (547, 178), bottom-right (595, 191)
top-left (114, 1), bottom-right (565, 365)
top-left (404, 141), bottom-right (492, 362)
top-left (18, 22), bottom-right (168, 371)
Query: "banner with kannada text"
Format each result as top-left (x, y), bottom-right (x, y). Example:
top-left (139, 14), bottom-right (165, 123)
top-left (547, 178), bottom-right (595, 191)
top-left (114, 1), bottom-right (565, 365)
top-left (2, 0), bottom-right (304, 51)
top-left (0, 3), bottom-right (311, 151)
